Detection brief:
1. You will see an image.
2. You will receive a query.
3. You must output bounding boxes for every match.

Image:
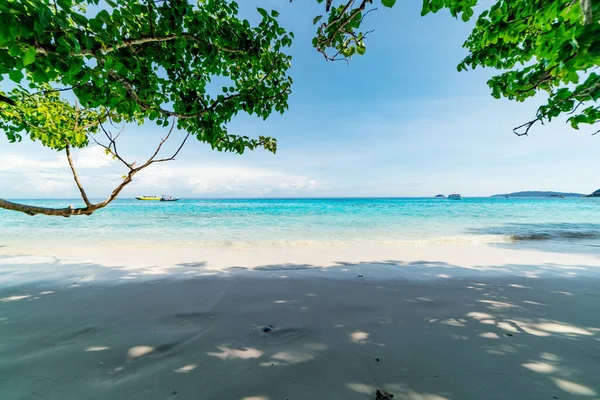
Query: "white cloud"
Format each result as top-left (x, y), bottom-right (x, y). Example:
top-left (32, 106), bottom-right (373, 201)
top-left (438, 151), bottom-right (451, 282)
top-left (0, 146), bottom-right (119, 198)
top-left (75, 146), bottom-right (114, 169)
top-left (0, 148), bottom-right (319, 198)
top-left (0, 146), bottom-right (113, 172)
top-left (0, 154), bottom-right (65, 172)
top-left (131, 163), bottom-right (318, 195)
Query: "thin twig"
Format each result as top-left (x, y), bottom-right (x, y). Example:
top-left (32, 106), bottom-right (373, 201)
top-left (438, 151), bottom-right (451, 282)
top-left (152, 131), bottom-right (191, 163)
top-left (147, 117), bottom-right (177, 163)
top-left (92, 122), bottom-right (133, 169)
top-left (513, 117), bottom-right (541, 136)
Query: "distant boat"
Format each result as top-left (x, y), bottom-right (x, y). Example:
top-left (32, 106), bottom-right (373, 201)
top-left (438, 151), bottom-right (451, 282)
top-left (448, 193), bottom-right (462, 200)
top-left (434, 194), bottom-right (446, 198)
top-left (160, 195), bottom-right (179, 202)
top-left (135, 195), bottom-right (161, 201)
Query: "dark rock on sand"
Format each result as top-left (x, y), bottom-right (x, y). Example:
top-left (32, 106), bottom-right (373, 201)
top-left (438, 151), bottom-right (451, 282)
top-left (376, 389), bottom-right (394, 399)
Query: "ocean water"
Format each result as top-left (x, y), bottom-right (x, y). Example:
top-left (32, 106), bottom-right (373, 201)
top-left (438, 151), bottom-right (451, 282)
top-left (1, 197), bottom-right (599, 255)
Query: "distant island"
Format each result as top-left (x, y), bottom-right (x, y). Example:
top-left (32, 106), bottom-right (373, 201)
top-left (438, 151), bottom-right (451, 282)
top-left (587, 189), bottom-right (600, 197)
top-left (491, 191), bottom-right (586, 198)
top-left (434, 194), bottom-right (446, 198)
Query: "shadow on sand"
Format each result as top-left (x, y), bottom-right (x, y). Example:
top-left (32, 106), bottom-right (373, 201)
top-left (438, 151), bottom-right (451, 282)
top-left (1, 258), bottom-right (599, 400)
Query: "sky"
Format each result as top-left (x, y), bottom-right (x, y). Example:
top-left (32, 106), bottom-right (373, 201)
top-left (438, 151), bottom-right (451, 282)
top-left (1, 0), bottom-right (599, 199)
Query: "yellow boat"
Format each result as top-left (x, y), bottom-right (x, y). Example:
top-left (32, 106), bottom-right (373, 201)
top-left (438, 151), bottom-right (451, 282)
top-left (135, 195), bottom-right (161, 201)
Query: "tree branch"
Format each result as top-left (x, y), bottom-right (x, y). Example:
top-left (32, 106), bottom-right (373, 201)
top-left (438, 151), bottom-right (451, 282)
top-left (513, 117), bottom-right (541, 136)
top-left (0, 94), bottom-right (16, 106)
top-left (152, 131), bottom-right (190, 163)
top-left (147, 117), bottom-right (177, 163)
top-left (1, 141), bottom-right (174, 218)
top-left (107, 71), bottom-right (211, 119)
top-left (0, 116), bottom-right (197, 217)
top-left (0, 199), bottom-right (95, 216)
top-left (108, 65), bottom-right (289, 121)
top-left (65, 143), bottom-right (93, 208)
top-left (317, 0), bottom-right (373, 50)
top-left (91, 122), bottom-right (133, 169)
top-left (17, 33), bottom-right (247, 58)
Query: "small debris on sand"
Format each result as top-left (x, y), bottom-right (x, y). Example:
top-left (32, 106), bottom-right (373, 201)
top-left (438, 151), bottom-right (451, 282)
top-left (376, 389), bottom-right (394, 399)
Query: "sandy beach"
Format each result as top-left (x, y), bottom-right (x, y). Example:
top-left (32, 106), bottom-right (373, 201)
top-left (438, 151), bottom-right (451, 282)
top-left (1, 0), bottom-right (599, 396)
top-left (1, 243), bottom-right (599, 400)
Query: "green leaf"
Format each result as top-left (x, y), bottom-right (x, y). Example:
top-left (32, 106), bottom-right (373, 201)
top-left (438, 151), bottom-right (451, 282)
top-left (381, 0), bottom-right (396, 8)
top-left (8, 69), bottom-right (23, 83)
top-left (22, 46), bottom-right (36, 66)
top-left (257, 8), bottom-right (267, 18)
top-left (8, 44), bottom-right (21, 57)
top-left (71, 13), bottom-right (88, 26)
top-left (313, 15), bottom-right (323, 25)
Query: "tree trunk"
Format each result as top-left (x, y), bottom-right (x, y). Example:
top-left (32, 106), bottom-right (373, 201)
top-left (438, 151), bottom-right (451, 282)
top-left (0, 198), bottom-right (96, 217)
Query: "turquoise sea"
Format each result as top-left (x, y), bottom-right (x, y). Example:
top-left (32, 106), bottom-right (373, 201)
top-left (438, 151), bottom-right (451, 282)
top-left (1, 197), bottom-right (599, 256)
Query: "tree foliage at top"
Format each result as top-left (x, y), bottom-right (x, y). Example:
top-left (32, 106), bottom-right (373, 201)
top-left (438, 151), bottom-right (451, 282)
top-left (1, 0), bottom-right (292, 151)
top-left (0, 0), bottom-right (292, 216)
top-left (314, 0), bottom-right (600, 135)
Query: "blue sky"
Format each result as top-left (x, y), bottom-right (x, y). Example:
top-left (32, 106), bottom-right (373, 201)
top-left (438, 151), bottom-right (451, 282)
top-left (1, 0), bottom-right (598, 199)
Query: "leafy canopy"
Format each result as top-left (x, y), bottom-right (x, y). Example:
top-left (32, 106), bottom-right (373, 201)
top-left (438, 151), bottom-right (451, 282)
top-left (0, 0), bottom-right (293, 153)
top-left (315, 0), bottom-right (600, 135)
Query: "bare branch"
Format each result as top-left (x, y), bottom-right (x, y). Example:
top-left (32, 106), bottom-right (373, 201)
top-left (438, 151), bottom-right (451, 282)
top-left (513, 117), bottom-right (541, 136)
top-left (94, 122), bottom-right (134, 169)
top-left (65, 143), bottom-right (92, 207)
top-left (152, 131), bottom-right (191, 163)
top-left (147, 117), bottom-right (177, 163)
top-left (1, 118), bottom-right (192, 217)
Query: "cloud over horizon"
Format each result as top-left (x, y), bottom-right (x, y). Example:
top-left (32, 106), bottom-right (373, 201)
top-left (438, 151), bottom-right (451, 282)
top-left (0, 147), bottom-right (320, 198)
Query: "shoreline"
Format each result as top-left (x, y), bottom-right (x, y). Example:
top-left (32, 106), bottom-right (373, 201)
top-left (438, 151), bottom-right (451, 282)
top-left (1, 239), bottom-right (599, 278)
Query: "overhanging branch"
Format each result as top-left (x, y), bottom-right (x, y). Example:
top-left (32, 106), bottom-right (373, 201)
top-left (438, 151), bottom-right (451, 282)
top-left (0, 120), bottom-right (188, 217)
